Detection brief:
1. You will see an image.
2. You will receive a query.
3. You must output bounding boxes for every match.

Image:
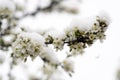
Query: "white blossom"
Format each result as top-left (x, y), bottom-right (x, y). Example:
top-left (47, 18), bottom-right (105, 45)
top-left (12, 32), bottom-right (45, 60)
top-left (53, 38), bottom-right (64, 51)
top-left (44, 29), bottom-right (66, 51)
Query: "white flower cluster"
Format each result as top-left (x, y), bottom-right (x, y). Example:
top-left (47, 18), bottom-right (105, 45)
top-left (12, 32), bottom-right (59, 65)
top-left (53, 38), bottom-right (64, 51)
top-left (0, 0), bottom-right (15, 19)
top-left (12, 32), bottom-right (45, 60)
top-left (63, 13), bottom-right (110, 55)
top-left (45, 30), bottom-right (66, 51)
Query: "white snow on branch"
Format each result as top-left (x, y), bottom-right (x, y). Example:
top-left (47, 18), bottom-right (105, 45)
top-left (66, 12), bottom-right (110, 32)
top-left (40, 46), bottom-right (59, 65)
top-left (97, 11), bottom-right (111, 25)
